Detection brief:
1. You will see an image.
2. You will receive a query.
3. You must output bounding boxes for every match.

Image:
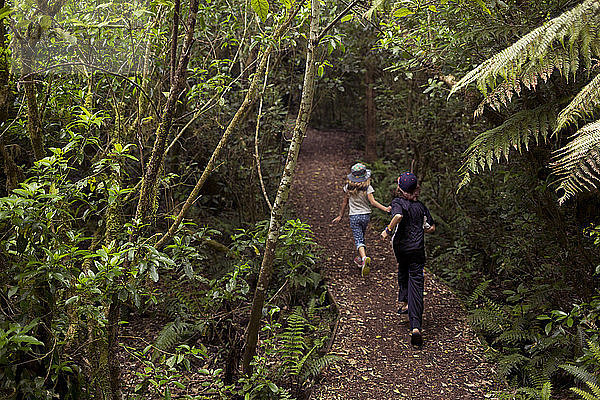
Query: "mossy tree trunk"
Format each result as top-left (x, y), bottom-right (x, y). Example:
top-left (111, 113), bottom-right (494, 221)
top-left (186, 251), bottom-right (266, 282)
top-left (242, 0), bottom-right (320, 374)
top-left (135, 0), bottom-right (199, 226)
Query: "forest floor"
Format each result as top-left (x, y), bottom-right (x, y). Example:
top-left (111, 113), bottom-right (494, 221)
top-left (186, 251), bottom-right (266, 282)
top-left (291, 128), bottom-right (501, 399)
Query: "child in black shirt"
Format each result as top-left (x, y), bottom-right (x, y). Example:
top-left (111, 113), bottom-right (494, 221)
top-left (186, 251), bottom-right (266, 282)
top-left (381, 172), bottom-right (435, 346)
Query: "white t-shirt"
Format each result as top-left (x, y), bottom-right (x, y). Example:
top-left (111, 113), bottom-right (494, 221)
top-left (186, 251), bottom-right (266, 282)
top-left (344, 184), bottom-right (374, 215)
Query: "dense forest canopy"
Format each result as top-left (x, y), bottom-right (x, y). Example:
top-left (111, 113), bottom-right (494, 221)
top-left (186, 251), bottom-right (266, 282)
top-left (1, 0), bottom-right (600, 398)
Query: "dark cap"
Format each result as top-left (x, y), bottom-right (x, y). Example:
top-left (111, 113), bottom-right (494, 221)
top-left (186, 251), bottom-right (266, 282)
top-left (397, 172), bottom-right (417, 192)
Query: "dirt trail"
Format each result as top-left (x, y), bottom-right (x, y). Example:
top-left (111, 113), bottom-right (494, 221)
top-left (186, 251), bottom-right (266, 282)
top-left (291, 128), bottom-right (498, 399)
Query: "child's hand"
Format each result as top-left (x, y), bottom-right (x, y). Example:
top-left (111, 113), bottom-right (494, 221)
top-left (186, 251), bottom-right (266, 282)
top-left (332, 216), bottom-right (342, 224)
top-left (385, 205), bottom-right (391, 213)
top-left (381, 230), bottom-right (389, 239)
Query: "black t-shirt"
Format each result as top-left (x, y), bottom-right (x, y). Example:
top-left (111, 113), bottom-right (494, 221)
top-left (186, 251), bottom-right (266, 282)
top-left (391, 197), bottom-right (434, 254)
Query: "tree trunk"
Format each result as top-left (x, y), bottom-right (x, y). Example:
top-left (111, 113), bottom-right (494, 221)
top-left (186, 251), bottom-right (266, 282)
top-left (135, 0), bottom-right (199, 226)
top-left (364, 59), bottom-right (377, 162)
top-left (21, 23), bottom-right (44, 161)
top-left (154, 5), bottom-right (302, 250)
top-left (242, 0), bottom-right (320, 374)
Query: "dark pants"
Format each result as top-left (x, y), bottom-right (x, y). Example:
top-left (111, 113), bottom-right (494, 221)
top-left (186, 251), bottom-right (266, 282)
top-left (394, 249), bottom-right (425, 331)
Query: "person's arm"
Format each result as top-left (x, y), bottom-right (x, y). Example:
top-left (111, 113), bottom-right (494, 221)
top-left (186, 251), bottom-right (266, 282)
top-left (367, 193), bottom-right (392, 213)
top-left (331, 196), bottom-right (348, 223)
top-left (381, 214), bottom-right (402, 239)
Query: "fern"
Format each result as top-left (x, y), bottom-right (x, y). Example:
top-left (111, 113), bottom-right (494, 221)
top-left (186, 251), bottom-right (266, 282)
top-left (571, 382), bottom-right (600, 400)
top-left (153, 320), bottom-right (206, 360)
top-left (562, 339), bottom-right (600, 400)
top-left (299, 353), bottom-right (342, 382)
top-left (562, 364), bottom-right (599, 386)
top-left (279, 307), bottom-right (308, 374)
top-left (451, 0), bottom-right (600, 99)
top-left (497, 353), bottom-right (531, 381)
top-left (556, 73), bottom-right (600, 132)
top-left (468, 279), bottom-right (492, 306)
top-left (551, 120), bottom-right (600, 204)
top-left (470, 307), bottom-right (506, 336)
top-left (493, 329), bottom-right (535, 347)
top-left (458, 104), bottom-right (557, 190)
top-left (453, 0), bottom-right (600, 200)
top-left (540, 381), bottom-right (552, 400)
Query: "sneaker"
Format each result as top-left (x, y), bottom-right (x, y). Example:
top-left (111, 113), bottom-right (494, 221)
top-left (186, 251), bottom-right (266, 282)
top-left (397, 303), bottom-right (408, 314)
top-left (353, 256), bottom-right (362, 267)
top-left (410, 329), bottom-right (423, 347)
top-left (361, 257), bottom-right (371, 277)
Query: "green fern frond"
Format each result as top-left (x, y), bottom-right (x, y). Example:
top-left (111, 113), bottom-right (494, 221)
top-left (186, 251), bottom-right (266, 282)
top-left (540, 381), bottom-right (552, 400)
top-left (496, 353), bottom-right (531, 380)
top-left (458, 104), bottom-right (557, 190)
top-left (493, 329), bottom-right (534, 346)
top-left (469, 308), bottom-right (506, 335)
top-left (450, 0), bottom-right (600, 98)
top-left (571, 385), bottom-right (600, 400)
top-left (556, 73), bottom-right (600, 133)
top-left (551, 120), bottom-right (600, 204)
top-left (468, 279), bottom-right (492, 306)
top-left (299, 353), bottom-right (343, 382)
top-left (588, 339), bottom-right (600, 365)
top-left (562, 364), bottom-right (599, 386)
top-left (589, 381), bottom-right (600, 397)
top-left (153, 320), bottom-right (205, 360)
top-left (279, 308), bottom-right (308, 372)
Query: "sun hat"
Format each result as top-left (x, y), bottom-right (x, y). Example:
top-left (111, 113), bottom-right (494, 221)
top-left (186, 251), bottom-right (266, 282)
top-left (347, 163), bottom-right (371, 183)
top-left (397, 172), bottom-right (417, 192)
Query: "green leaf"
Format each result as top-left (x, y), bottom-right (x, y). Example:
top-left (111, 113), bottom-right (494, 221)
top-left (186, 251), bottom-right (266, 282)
top-left (341, 14), bottom-right (353, 22)
top-left (251, 0), bottom-right (269, 21)
top-left (40, 15), bottom-right (52, 30)
top-left (15, 335), bottom-right (44, 345)
top-left (475, 0), bottom-right (491, 15)
top-left (149, 265), bottom-right (159, 282)
top-left (393, 7), bottom-right (414, 18)
top-left (428, 5), bottom-right (437, 12)
top-left (318, 65), bottom-right (324, 77)
top-left (0, 6), bottom-right (13, 20)
top-left (545, 322), bottom-right (552, 335)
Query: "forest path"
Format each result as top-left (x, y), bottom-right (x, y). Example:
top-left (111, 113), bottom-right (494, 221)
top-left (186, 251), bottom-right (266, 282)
top-left (290, 128), bottom-right (498, 399)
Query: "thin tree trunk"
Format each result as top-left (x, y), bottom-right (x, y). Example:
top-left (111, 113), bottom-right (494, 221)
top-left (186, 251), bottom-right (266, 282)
top-left (135, 0), bottom-right (199, 226)
top-left (170, 0), bottom-right (180, 86)
top-left (242, 0), bottom-right (320, 374)
top-left (21, 24), bottom-right (44, 161)
top-left (364, 59), bottom-right (376, 162)
top-left (154, 5), bottom-right (301, 250)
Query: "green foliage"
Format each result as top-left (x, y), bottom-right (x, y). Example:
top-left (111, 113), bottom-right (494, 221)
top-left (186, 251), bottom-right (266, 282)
top-left (562, 340), bottom-right (600, 400)
top-left (458, 104), bottom-right (558, 189)
top-left (450, 0), bottom-right (600, 202)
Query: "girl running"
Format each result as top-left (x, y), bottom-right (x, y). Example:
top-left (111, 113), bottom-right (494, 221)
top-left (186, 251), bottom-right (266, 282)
top-left (381, 172), bottom-right (435, 346)
top-left (332, 163), bottom-right (391, 277)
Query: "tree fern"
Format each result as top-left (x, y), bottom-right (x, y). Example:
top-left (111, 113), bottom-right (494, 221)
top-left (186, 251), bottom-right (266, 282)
top-left (453, 0), bottom-right (600, 200)
top-left (458, 104), bottom-right (557, 189)
top-left (551, 120), bottom-right (600, 203)
top-left (556, 73), bottom-right (600, 132)
top-left (450, 0), bottom-right (600, 99)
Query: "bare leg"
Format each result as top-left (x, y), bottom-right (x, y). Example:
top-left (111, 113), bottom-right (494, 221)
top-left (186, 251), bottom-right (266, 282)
top-left (358, 246), bottom-right (366, 259)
